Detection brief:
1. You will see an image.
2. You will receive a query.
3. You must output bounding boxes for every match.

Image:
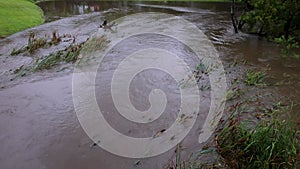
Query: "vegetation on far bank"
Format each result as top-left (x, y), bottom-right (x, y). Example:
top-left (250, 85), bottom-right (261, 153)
top-left (231, 0), bottom-right (300, 57)
top-left (0, 0), bottom-right (44, 37)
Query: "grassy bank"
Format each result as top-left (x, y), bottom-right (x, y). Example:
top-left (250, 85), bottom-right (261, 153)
top-left (0, 0), bottom-right (44, 37)
top-left (217, 110), bottom-right (298, 168)
top-left (37, 0), bottom-right (230, 2)
top-left (115, 0), bottom-right (229, 1)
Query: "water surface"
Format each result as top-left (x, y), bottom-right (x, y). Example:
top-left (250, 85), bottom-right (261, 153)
top-left (0, 1), bottom-right (299, 169)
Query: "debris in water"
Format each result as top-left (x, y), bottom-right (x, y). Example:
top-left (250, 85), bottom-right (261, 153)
top-left (152, 129), bottom-right (166, 138)
top-left (177, 113), bottom-right (192, 124)
top-left (90, 140), bottom-right (100, 149)
top-left (134, 160), bottom-right (141, 166)
top-left (170, 135), bottom-right (175, 141)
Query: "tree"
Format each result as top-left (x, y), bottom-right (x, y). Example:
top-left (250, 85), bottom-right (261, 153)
top-left (235, 0), bottom-right (300, 39)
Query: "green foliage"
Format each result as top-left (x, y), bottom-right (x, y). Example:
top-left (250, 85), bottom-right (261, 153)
top-left (33, 51), bottom-right (62, 71)
top-left (244, 70), bottom-right (266, 86)
top-left (25, 0), bottom-right (37, 3)
top-left (32, 44), bottom-right (83, 71)
top-left (274, 35), bottom-right (300, 58)
top-left (217, 117), bottom-right (298, 169)
top-left (241, 0), bottom-right (299, 38)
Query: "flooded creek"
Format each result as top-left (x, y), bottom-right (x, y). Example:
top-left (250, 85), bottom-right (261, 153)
top-left (0, 1), bottom-right (299, 169)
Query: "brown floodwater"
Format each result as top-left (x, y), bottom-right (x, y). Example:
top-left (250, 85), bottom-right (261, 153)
top-left (0, 1), bottom-right (299, 169)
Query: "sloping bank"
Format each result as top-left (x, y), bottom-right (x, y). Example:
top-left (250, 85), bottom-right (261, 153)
top-left (0, 0), bottom-right (44, 37)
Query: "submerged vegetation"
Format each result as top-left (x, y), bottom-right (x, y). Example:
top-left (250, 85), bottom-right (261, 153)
top-left (10, 31), bottom-right (89, 78)
top-left (274, 36), bottom-right (300, 58)
top-left (244, 70), bottom-right (266, 86)
top-left (11, 31), bottom-right (73, 55)
top-left (32, 42), bottom-right (84, 71)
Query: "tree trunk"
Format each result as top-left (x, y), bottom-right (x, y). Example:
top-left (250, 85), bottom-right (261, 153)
top-left (231, 0), bottom-right (238, 33)
top-left (284, 17), bottom-right (292, 39)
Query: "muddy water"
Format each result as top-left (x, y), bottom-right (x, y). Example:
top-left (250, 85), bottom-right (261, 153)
top-left (0, 1), bottom-right (299, 169)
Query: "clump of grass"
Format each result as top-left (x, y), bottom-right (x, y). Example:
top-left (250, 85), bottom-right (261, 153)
top-left (274, 35), bottom-right (299, 58)
top-left (216, 115), bottom-right (298, 169)
top-left (226, 87), bottom-right (244, 101)
top-left (32, 42), bottom-right (84, 71)
top-left (50, 30), bottom-right (62, 45)
top-left (33, 51), bottom-right (62, 71)
top-left (11, 31), bottom-right (73, 55)
top-left (62, 45), bottom-right (81, 63)
top-left (12, 35), bottom-right (108, 77)
top-left (11, 41), bottom-right (85, 79)
top-left (11, 32), bottom-right (47, 55)
top-left (244, 70), bottom-right (266, 86)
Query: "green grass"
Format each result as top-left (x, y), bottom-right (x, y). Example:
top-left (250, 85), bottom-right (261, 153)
top-left (274, 35), bottom-right (300, 58)
top-left (245, 70), bottom-right (266, 86)
top-left (124, 0), bottom-right (230, 1)
top-left (38, 0), bottom-right (230, 2)
top-left (217, 115), bottom-right (298, 168)
top-left (0, 0), bottom-right (44, 37)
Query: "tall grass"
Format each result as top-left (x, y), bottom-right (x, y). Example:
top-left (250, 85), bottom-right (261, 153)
top-left (217, 115), bottom-right (298, 168)
top-left (244, 70), bottom-right (266, 86)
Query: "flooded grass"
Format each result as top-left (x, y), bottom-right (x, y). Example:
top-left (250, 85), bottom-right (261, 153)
top-left (11, 34), bottom-right (47, 55)
top-left (274, 36), bottom-right (300, 59)
top-left (32, 42), bottom-right (84, 71)
top-left (225, 88), bottom-right (243, 101)
top-left (10, 31), bottom-right (91, 75)
top-left (32, 52), bottom-right (62, 71)
top-left (216, 106), bottom-right (299, 169)
top-left (11, 31), bottom-right (73, 55)
top-left (244, 70), bottom-right (266, 86)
